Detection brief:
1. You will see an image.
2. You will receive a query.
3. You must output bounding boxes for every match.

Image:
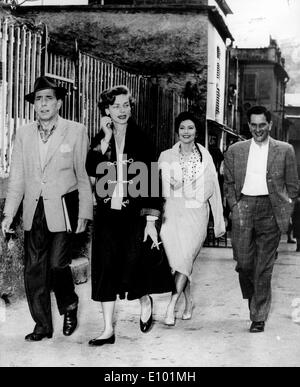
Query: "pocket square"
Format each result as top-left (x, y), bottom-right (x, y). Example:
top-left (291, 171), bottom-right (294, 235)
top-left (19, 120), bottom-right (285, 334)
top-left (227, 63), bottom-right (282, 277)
top-left (60, 144), bottom-right (72, 153)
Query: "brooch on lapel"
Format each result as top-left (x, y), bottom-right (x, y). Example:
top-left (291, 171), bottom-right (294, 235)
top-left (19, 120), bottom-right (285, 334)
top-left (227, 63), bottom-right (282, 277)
top-left (60, 144), bottom-right (72, 153)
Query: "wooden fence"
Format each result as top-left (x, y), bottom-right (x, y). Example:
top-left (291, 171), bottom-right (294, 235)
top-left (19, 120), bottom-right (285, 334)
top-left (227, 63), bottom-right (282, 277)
top-left (0, 18), bottom-right (190, 174)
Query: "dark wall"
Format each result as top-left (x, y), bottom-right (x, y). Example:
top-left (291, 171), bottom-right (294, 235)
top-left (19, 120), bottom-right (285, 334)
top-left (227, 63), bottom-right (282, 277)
top-left (14, 7), bottom-right (209, 108)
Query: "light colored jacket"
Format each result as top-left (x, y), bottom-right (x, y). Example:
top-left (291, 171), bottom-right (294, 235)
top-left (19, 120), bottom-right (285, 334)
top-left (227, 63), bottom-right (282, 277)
top-left (159, 142), bottom-right (225, 238)
top-left (4, 117), bottom-right (93, 232)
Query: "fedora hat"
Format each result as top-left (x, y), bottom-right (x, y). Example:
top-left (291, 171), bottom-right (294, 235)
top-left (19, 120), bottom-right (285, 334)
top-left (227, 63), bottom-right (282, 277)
top-left (25, 76), bottom-right (67, 104)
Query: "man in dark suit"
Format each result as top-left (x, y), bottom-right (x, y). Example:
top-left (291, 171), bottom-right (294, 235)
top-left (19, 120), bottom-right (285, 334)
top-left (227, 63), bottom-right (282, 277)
top-left (224, 105), bottom-right (299, 333)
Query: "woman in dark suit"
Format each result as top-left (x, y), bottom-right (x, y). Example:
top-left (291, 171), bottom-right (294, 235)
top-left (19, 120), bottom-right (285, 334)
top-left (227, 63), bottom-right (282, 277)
top-left (86, 85), bottom-right (173, 346)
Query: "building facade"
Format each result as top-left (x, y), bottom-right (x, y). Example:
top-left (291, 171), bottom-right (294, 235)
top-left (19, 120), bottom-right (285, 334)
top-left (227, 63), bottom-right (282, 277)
top-left (285, 93), bottom-right (300, 178)
top-left (229, 38), bottom-right (289, 141)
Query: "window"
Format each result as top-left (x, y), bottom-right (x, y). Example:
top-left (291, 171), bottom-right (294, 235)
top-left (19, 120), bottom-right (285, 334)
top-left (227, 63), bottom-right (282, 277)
top-left (243, 73), bottom-right (257, 100)
top-left (259, 73), bottom-right (271, 99)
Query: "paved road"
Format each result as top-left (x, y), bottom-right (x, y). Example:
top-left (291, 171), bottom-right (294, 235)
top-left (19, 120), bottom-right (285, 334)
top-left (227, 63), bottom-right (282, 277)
top-left (1, 241), bottom-right (300, 367)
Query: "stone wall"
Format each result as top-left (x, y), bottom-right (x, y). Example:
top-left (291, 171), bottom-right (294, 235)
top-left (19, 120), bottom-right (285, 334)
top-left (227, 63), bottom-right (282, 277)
top-left (15, 6), bottom-right (209, 112)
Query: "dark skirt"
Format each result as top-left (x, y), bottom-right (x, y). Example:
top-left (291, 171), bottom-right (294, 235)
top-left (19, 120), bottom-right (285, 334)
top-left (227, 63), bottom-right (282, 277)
top-left (91, 207), bottom-right (175, 302)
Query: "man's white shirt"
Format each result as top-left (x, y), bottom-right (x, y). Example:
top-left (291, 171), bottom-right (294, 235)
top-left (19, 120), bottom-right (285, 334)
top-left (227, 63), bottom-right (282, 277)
top-left (242, 138), bottom-right (269, 196)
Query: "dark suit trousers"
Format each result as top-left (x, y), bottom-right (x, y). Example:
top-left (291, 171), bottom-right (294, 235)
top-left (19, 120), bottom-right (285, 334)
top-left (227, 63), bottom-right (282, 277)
top-left (24, 198), bottom-right (78, 335)
top-left (231, 195), bottom-right (281, 322)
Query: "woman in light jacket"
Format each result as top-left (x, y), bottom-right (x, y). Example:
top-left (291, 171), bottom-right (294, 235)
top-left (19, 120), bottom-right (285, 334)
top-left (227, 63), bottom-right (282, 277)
top-left (159, 112), bottom-right (225, 326)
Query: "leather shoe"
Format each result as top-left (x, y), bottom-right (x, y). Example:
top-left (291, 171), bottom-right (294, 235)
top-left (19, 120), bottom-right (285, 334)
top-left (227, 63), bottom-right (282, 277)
top-left (249, 321), bottom-right (265, 333)
top-left (63, 307), bottom-right (78, 336)
top-left (89, 334), bottom-right (115, 346)
top-left (25, 332), bottom-right (53, 342)
top-left (140, 296), bottom-right (153, 333)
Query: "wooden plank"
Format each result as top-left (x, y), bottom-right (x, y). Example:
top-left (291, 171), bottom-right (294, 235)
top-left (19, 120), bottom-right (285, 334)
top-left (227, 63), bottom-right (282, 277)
top-left (6, 24), bottom-right (14, 170)
top-left (92, 58), bottom-right (97, 138)
top-left (81, 53), bottom-right (87, 127)
top-left (77, 51), bottom-right (82, 123)
top-left (19, 26), bottom-right (26, 128)
top-left (30, 31), bottom-right (37, 121)
top-left (110, 62), bottom-right (114, 88)
top-left (90, 57), bottom-right (94, 137)
top-left (85, 54), bottom-right (90, 133)
top-left (49, 52), bottom-right (53, 75)
top-left (25, 29), bottom-right (32, 121)
top-left (36, 33), bottom-right (42, 83)
top-left (95, 60), bottom-right (100, 136)
top-left (0, 19), bottom-right (8, 172)
top-left (14, 27), bottom-right (20, 131)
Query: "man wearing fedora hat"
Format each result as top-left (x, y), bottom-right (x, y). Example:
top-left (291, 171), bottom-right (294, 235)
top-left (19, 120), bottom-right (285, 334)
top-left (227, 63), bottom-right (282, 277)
top-left (1, 76), bottom-right (93, 341)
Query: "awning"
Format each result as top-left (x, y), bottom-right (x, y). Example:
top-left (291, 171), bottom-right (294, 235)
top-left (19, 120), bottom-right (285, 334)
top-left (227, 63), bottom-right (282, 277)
top-left (207, 119), bottom-right (246, 141)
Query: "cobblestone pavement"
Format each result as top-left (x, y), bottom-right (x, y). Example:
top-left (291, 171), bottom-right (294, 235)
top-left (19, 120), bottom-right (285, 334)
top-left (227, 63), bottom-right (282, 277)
top-left (1, 240), bottom-right (300, 367)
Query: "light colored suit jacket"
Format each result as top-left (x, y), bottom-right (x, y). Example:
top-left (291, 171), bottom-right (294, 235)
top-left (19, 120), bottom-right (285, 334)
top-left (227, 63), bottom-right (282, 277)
top-left (224, 137), bottom-right (299, 233)
top-left (4, 117), bottom-right (93, 232)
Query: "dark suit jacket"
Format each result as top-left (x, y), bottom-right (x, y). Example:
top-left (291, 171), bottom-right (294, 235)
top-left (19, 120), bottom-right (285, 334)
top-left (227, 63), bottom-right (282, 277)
top-left (224, 137), bottom-right (299, 233)
top-left (86, 117), bottom-right (161, 217)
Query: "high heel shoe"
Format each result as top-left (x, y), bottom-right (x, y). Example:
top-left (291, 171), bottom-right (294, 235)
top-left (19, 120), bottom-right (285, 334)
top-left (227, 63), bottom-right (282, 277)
top-left (140, 295), bottom-right (153, 333)
top-left (164, 314), bottom-right (176, 326)
top-left (88, 334), bottom-right (115, 346)
top-left (182, 301), bottom-right (194, 320)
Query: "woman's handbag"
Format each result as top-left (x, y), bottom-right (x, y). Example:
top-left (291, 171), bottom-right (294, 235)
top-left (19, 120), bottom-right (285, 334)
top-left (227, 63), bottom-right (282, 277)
top-left (140, 237), bottom-right (175, 295)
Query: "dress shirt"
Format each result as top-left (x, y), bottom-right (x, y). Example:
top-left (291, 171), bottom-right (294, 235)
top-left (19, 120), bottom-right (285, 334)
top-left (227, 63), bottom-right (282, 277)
top-left (37, 117), bottom-right (58, 169)
top-left (242, 138), bottom-right (269, 196)
top-left (37, 116), bottom-right (58, 143)
top-left (38, 130), bottom-right (52, 170)
top-left (110, 135), bottom-right (126, 210)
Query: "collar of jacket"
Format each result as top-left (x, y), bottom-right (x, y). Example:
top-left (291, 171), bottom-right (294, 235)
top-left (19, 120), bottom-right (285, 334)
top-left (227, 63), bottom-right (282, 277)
top-left (92, 117), bottom-right (144, 162)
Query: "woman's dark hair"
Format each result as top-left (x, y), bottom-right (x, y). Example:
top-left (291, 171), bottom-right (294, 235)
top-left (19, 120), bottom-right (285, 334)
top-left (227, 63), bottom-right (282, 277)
top-left (246, 105), bottom-right (272, 123)
top-left (175, 111), bottom-right (202, 162)
top-left (98, 85), bottom-right (135, 116)
top-left (175, 111), bottom-right (201, 135)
